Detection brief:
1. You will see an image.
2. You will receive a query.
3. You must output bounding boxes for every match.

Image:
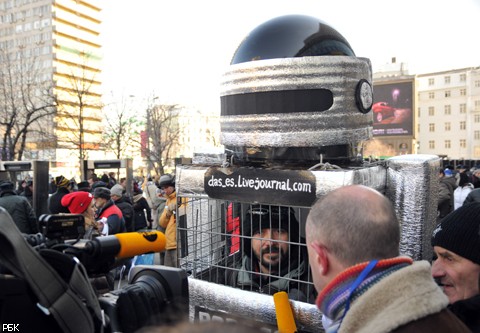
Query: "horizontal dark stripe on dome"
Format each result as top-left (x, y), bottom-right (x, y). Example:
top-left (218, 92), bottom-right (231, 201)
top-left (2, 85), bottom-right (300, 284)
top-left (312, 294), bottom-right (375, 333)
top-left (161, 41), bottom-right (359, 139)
top-left (221, 89), bottom-right (333, 116)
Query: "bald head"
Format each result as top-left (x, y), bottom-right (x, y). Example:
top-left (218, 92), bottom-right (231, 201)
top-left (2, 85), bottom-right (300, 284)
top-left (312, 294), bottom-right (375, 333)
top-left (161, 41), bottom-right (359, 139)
top-left (306, 185), bottom-right (400, 267)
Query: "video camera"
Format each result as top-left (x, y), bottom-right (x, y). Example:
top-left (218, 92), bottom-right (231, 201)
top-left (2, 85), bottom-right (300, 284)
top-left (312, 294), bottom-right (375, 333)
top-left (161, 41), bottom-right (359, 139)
top-left (0, 211), bottom-right (189, 333)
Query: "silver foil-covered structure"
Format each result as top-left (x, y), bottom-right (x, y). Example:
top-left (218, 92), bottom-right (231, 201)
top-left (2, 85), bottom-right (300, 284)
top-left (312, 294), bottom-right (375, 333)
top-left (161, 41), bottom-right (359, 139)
top-left (177, 14), bottom-right (440, 333)
top-left (220, 56), bottom-right (373, 149)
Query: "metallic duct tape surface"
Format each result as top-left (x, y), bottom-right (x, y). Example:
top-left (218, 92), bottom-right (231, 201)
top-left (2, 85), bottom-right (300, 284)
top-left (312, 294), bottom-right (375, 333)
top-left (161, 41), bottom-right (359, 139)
top-left (188, 277), bottom-right (322, 332)
top-left (177, 154), bottom-right (440, 260)
top-left (178, 154), bottom-right (440, 331)
top-left (220, 56), bottom-right (373, 148)
top-left (385, 154), bottom-right (441, 261)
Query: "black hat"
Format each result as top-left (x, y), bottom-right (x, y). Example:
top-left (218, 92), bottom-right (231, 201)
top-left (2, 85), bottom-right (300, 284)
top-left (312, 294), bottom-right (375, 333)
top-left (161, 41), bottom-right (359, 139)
top-left (77, 181), bottom-right (90, 191)
top-left (242, 204), bottom-right (299, 256)
top-left (91, 181), bottom-right (107, 191)
top-left (431, 202), bottom-right (480, 265)
top-left (159, 174), bottom-right (175, 188)
top-left (0, 180), bottom-right (14, 191)
top-left (93, 187), bottom-right (111, 200)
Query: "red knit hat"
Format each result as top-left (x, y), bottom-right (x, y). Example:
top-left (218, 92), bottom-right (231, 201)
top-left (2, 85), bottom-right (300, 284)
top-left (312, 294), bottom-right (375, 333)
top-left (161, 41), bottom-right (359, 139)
top-left (61, 191), bottom-right (93, 214)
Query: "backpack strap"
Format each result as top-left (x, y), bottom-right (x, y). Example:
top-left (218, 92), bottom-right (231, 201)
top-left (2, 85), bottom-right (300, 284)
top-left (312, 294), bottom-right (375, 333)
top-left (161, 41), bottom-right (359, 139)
top-left (0, 207), bottom-right (103, 333)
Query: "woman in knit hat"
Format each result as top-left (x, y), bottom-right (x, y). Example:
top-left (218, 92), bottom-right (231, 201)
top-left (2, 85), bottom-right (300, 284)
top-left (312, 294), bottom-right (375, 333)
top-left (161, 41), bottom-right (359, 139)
top-left (431, 202), bottom-right (480, 332)
top-left (61, 191), bottom-right (99, 239)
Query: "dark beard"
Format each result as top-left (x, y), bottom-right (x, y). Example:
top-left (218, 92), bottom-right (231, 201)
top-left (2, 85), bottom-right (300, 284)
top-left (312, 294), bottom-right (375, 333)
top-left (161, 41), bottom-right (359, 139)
top-left (257, 245), bottom-right (287, 274)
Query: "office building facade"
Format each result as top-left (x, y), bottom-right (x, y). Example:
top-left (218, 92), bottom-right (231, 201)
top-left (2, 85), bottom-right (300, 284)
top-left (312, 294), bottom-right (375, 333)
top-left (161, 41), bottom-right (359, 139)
top-left (0, 0), bottom-right (103, 174)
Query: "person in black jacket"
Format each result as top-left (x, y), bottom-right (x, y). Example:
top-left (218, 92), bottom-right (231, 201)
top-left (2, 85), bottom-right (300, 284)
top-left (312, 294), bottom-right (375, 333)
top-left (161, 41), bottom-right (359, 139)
top-left (204, 204), bottom-right (316, 303)
top-left (131, 185), bottom-right (152, 231)
top-left (48, 175), bottom-right (73, 214)
top-left (432, 202), bottom-right (480, 332)
top-left (110, 184), bottom-right (135, 232)
top-left (19, 180), bottom-right (34, 209)
top-left (0, 180), bottom-right (38, 234)
top-left (463, 187), bottom-right (480, 205)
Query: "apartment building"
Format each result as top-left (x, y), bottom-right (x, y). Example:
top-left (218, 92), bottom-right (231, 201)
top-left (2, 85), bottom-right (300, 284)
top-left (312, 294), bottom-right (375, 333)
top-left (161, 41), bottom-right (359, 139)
top-left (371, 59), bottom-right (480, 161)
top-left (417, 67), bottom-right (480, 160)
top-left (0, 0), bottom-right (104, 173)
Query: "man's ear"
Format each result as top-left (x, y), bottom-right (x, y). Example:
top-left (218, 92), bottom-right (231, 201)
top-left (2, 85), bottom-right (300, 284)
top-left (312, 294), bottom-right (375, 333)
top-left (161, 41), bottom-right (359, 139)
top-left (310, 241), bottom-right (329, 276)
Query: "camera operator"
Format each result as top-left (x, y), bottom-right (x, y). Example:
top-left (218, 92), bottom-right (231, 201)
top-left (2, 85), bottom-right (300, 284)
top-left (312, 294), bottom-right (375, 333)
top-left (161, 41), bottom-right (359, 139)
top-left (93, 187), bottom-right (126, 235)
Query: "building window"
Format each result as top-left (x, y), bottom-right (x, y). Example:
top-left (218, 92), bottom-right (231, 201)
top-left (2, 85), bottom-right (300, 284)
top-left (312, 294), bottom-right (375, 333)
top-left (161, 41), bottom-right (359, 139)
top-left (475, 131), bottom-right (480, 140)
top-left (460, 88), bottom-right (467, 96)
top-left (428, 106), bottom-right (435, 116)
top-left (445, 90), bottom-right (451, 98)
top-left (444, 105), bottom-right (451, 115)
top-left (429, 92), bottom-right (435, 99)
top-left (445, 122), bottom-right (451, 131)
top-left (475, 146), bottom-right (480, 158)
top-left (476, 114), bottom-right (480, 123)
top-left (445, 140), bottom-right (451, 149)
top-left (460, 139), bottom-right (466, 148)
top-left (475, 80), bottom-right (480, 88)
top-left (429, 123), bottom-right (435, 132)
top-left (444, 76), bottom-right (450, 84)
top-left (460, 103), bottom-right (466, 114)
top-left (460, 73), bottom-right (466, 82)
top-left (417, 107), bottom-right (421, 117)
top-left (418, 124), bottom-right (420, 133)
top-left (475, 100), bottom-right (480, 110)
top-left (428, 78), bottom-right (434, 86)
top-left (429, 140), bottom-right (435, 149)
top-left (460, 121), bottom-right (466, 130)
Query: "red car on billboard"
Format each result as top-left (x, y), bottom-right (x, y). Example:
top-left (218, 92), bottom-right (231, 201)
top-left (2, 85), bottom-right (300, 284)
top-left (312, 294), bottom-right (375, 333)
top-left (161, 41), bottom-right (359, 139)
top-left (372, 102), bottom-right (396, 123)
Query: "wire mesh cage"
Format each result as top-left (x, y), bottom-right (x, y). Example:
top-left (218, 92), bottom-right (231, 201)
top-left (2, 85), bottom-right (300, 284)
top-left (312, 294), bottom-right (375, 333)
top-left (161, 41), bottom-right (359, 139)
top-left (177, 196), bottom-right (316, 303)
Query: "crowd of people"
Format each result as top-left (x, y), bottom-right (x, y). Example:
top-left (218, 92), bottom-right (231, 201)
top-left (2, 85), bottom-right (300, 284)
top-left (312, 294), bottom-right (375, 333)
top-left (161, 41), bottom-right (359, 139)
top-left (438, 164), bottom-right (480, 222)
top-left (1, 167), bottom-right (479, 332)
top-left (0, 172), bottom-right (183, 269)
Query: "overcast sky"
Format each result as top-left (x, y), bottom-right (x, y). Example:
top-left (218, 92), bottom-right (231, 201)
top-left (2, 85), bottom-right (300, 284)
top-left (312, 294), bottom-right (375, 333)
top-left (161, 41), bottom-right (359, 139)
top-left (100, 0), bottom-right (480, 111)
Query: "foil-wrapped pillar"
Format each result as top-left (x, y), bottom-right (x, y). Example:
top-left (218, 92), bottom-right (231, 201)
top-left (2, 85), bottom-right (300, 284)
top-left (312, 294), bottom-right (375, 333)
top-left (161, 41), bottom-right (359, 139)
top-left (385, 154), bottom-right (441, 261)
top-left (188, 277), bottom-right (322, 332)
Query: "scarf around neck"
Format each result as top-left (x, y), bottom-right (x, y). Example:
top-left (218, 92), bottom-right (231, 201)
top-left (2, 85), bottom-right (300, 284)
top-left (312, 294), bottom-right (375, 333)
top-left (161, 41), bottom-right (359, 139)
top-left (317, 256), bottom-right (413, 329)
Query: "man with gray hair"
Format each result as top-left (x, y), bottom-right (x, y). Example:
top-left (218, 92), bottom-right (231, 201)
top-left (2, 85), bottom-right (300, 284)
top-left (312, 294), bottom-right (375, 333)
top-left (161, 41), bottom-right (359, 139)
top-left (431, 202), bottom-right (480, 332)
top-left (306, 185), bottom-right (469, 333)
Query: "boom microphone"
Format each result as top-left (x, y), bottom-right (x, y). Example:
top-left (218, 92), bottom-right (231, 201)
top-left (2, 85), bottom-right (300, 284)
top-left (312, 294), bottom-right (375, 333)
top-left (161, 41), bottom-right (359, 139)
top-left (274, 291), bottom-right (297, 333)
top-left (84, 231), bottom-right (166, 259)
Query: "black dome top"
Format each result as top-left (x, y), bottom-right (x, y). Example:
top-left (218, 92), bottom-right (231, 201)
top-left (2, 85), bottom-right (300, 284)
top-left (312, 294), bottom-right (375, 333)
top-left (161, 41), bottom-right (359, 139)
top-left (231, 15), bottom-right (355, 65)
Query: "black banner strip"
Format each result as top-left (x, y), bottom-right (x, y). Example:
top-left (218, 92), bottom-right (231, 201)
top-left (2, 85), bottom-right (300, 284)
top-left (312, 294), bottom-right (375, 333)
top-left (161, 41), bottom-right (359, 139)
top-left (221, 89), bottom-right (333, 116)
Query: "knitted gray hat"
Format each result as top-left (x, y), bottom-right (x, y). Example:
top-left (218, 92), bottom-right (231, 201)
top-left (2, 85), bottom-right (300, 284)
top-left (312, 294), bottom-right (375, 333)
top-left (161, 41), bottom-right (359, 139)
top-left (431, 202), bottom-right (480, 265)
top-left (110, 184), bottom-right (124, 197)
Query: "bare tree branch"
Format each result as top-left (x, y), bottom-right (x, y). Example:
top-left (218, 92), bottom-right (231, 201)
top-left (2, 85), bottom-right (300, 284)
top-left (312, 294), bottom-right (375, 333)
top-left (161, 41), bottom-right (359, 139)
top-left (102, 94), bottom-right (143, 159)
top-left (142, 103), bottom-right (181, 176)
top-left (0, 48), bottom-right (57, 161)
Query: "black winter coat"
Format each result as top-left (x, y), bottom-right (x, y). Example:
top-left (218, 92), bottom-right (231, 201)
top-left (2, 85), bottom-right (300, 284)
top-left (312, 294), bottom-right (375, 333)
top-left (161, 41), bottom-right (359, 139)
top-left (132, 195), bottom-right (152, 231)
top-left (463, 188), bottom-right (480, 205)
top-left (0, 190), bottom-right (38, 234)
top-left (448, 294), bottom-right (480, 333)
top-left (48, 187), bottom-right (71, 214)
top-left (114, 196), bottom-right (135, 232)
top-left (202, 246), bottom-right (316, 304)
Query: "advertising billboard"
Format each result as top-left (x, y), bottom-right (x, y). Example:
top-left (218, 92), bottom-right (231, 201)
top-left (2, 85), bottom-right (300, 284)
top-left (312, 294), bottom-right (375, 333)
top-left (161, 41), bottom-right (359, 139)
top-left (372, 81), bottom-right (413, 136)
